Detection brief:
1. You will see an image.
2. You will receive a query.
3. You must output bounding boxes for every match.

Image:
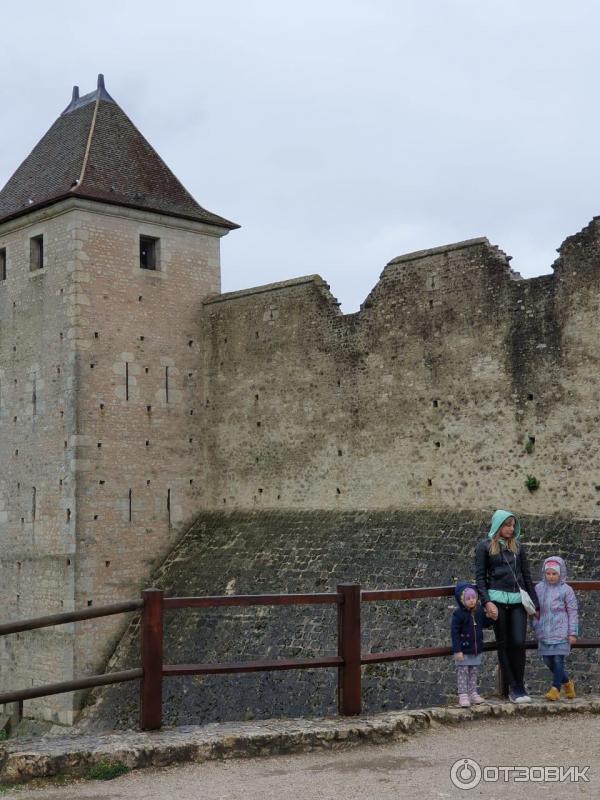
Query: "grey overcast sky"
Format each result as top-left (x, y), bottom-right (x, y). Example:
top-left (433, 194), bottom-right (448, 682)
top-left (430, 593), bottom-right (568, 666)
top-left (1, 1), bottom-right (598, 310)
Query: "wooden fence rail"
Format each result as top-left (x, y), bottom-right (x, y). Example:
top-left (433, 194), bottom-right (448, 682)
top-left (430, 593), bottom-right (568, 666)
top-left (0, 600), bottom-right (143, 637)
top-left (1, 581), bottom-right (600, 730)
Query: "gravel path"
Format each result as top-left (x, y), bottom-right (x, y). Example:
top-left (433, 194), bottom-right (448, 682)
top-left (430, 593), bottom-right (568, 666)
top-left (5, 714), bottom-right (598, 799)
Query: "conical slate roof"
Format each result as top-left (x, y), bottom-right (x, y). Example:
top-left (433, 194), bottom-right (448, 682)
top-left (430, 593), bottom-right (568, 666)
top-left (0, 76), bottom-right (239, 229)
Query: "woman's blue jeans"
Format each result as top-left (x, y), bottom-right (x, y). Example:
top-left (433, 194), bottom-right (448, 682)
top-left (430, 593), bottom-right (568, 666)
top-left (543, 655), bottom-right (569, 689)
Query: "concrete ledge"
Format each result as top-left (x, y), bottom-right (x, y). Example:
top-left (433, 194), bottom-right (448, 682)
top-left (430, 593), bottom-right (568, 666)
top-left (2, 695), bottom-right (600, 785)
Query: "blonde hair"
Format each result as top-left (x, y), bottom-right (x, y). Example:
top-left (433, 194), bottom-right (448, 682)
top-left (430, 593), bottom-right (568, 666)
top-left (489, 534), bottom-right (519, 556)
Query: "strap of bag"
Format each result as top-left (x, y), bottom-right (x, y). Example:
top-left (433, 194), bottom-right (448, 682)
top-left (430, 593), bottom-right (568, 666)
top-left (501, 548), bottom-right (523, 592)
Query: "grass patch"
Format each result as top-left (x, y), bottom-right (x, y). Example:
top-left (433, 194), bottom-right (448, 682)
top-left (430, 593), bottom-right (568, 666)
top-left (86, 761), bottom-right (130, 781)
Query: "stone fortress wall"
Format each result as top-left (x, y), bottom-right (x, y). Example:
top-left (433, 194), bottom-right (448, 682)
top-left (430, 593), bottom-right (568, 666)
top-left (203, 224), bottom-right (600, 518)
top-left (0, 206), bottom-right (78, 724)
top-left (67, 202), bottom-right (222, 694)
top-left (0, 197), bottom-right (226, 723)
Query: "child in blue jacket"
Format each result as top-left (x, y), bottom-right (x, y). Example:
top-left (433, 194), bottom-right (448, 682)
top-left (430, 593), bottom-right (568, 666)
top-left (451, 581), bottom-right (494, 707)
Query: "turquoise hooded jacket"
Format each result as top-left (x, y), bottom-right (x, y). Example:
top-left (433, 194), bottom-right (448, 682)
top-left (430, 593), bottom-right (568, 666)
top-left (488, 509), bottom-right (521, 540)
top-left (475, 509), bottom-right (539, 609)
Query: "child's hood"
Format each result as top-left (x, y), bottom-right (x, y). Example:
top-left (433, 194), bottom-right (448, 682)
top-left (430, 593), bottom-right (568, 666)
top-left (454, 581), bottom-right (478, 609)
top-left (542, 555), bottom-right (567, 584)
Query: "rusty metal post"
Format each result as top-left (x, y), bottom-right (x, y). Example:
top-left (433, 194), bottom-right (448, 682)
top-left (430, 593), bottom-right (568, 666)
top-left (140, 588), bottom-right (164, 730)
top-left (337, 583), bottom-right (362, 715)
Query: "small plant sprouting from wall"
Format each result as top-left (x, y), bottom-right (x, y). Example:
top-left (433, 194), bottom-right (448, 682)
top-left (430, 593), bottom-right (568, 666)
top-left (524, 438), bottom-right (535, 455)
top-left (524, 474), bottom-right (540, 492)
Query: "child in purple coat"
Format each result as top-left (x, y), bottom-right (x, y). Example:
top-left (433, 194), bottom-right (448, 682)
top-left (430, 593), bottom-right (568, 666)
top-left (533, 556), bottom-right (579, 700)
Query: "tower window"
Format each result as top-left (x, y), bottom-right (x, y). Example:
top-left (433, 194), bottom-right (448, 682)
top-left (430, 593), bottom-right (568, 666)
top-left (139, 236), bottom-right (159, 270)
top-left (0, 248), bottom-right (6, 281)
top-left (30, 235), bottom-right (44, 270)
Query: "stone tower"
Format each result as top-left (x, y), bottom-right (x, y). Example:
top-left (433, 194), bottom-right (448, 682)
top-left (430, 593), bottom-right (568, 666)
top-left (0, 75), bottom-right (237, 723)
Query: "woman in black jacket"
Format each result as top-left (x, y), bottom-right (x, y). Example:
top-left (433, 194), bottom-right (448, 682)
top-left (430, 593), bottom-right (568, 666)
top-left (475, 509), bottom-right (539, 703)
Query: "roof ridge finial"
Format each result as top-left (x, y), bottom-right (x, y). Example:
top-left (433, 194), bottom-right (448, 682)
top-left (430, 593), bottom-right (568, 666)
top-left (95, 73), bottom-right (115, 104)
top-left (62, 84), bottom-right (82, 115)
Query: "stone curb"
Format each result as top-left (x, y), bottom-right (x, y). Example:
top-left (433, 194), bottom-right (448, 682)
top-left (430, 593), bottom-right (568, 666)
top-left (2, 695), bottom-right (600, 785)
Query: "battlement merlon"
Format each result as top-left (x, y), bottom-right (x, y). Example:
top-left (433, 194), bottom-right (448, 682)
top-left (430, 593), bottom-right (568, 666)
top-left (203, 274), bottom-right (342, 314)
top-left (552, 217), bottom-right (600, 278)
top-left (386, 236), bottom-right (507, 266)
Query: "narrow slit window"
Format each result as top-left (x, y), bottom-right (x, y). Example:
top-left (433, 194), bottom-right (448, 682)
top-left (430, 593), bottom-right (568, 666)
top-left (0, 248), bottom-right (6, 281)
top-left (167, 488), bottom-right (171, 525)
top-left (30, 235), bottom-right (44, 271)
top-left (32, 487), bottom-right (36, 521)
top-left (125, 361), bottom-right (129, 401)
top-left (128, 489), bottom-right (132, 522)
top-left (139, 235), bottom-right (159, 270)
top-left (165, 366), bottom-right (169, 403)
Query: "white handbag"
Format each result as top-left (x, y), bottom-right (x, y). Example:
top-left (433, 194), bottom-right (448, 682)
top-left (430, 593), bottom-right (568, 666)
top-left (518, 587), bottom-right (537, 616)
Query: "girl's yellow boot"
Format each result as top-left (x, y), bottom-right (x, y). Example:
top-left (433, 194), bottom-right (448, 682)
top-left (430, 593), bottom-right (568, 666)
top-left (544, 686), bottom-right (560, 701)
top-left (562, 679), bottom-right (576, 699)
